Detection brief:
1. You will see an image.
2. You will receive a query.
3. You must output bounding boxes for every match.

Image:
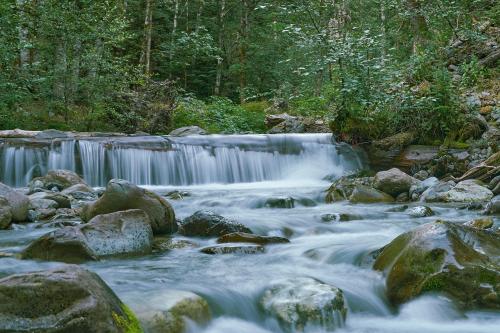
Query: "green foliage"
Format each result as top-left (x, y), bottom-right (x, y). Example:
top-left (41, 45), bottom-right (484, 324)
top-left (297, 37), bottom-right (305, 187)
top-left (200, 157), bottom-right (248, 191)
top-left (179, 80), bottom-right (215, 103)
top-left (460, 57), bottom-right (486, 88)
top-left (112, 304), bottom-right (143, 333)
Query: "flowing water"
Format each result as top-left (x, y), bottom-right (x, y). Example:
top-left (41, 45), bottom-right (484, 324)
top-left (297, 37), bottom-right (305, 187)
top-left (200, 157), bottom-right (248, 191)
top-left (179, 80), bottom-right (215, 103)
top-left (0, 134), bottom-right (499, 333)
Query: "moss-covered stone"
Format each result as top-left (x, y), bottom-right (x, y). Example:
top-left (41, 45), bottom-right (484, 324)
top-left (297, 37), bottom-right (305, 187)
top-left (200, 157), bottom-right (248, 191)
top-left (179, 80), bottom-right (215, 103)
top-left (373, 220), bottom-right (500, 310)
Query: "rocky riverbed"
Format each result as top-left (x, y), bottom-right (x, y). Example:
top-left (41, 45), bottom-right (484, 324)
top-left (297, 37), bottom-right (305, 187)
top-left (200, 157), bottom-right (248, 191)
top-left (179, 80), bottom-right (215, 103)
top-left (0, 133), bottom-right (499, 333)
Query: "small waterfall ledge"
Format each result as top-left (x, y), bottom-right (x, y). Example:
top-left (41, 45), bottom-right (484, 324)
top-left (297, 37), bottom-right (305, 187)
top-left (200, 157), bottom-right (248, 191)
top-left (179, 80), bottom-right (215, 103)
top-left (0, 134), bottom-right (364, 187)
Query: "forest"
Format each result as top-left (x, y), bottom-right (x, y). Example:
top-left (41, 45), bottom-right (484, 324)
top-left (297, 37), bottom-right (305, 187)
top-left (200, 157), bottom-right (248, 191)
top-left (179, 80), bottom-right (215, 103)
top-left (0, 0), bottom-right (499, 142)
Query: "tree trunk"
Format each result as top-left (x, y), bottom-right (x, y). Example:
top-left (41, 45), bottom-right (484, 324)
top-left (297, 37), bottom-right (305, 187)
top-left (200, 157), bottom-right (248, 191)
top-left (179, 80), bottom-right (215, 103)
top-left (195, 0), bottom-right (205, 33)
top-left (238, 0), bottom-right (249, 104)
top-left (16, 0), bottom-right (29, 68)
top-left (214, 0), bottom-right (225, 96)
top-left (407, 0), bottom-right (428, 54)
top-left (140, 0), bottom-right (154, 75)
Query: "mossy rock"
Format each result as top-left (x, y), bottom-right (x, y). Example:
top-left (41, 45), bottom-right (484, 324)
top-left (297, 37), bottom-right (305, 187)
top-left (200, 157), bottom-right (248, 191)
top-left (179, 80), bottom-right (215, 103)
top-left (349, 185), bottom-right (394, 204)
top-left (374, 220), bottom-right (500, 310)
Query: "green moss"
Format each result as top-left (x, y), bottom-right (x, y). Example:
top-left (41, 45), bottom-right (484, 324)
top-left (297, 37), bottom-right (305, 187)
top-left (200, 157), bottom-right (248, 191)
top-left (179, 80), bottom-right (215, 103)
top-left (112, 304), bottom-right (143, 333)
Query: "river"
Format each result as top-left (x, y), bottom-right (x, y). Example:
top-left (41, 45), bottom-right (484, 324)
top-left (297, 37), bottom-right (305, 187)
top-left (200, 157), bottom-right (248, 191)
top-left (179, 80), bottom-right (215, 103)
top-left (0, 133), bottom-right (498, 332)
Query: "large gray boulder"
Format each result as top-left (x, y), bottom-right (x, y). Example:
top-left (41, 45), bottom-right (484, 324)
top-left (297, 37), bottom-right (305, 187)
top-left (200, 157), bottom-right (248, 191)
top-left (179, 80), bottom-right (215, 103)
top-left (81, 179), bottom-right (177, 235)
top-left (349, 185), bottom-right (394, 203)
top-left (374, 220), bottom-right (500, 310)
top-left (0, 197), bottom-right (12, 229)
top-left (260, 277), bottom-right (347, 331)
top-left (22, 209), bottom-right (153, 263)
top-left (442, 180), bottom-right (494, 203)
top-left (0, 182), bottom-right (29, 222)
top-left (373, 168), bottom-right (418, 197)
top-left (486, 195), bottom-right (500, 215)
top-left (29, 169), bottom-right (87, 192)
top-left (29, 191), bottom-right (72, 209)
top-left (179, 210), bottom-right (252, 237)
top-left (0, 265), bottom-right (141, 332)
top-left (136, 290), bottom-right (211, 333)
top-left (169, 126), bottom-right (207, 136)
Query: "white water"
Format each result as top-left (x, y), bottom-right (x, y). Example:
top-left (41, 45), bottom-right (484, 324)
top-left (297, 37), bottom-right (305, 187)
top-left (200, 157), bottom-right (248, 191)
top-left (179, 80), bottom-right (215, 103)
top-left (0, 134), bottom-right (362, 187)
top-left (0, 134), bottom-right (498, 333)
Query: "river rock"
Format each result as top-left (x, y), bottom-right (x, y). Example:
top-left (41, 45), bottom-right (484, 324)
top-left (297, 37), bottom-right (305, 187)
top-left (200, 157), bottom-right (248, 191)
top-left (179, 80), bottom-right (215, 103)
top-left (349, 185), bottom-right (394, 204)
top-left (374, 168), bottom-right (418, 197)
top-left (320, 213), bottom-right (362, 222)
top-left (62, 183), bottom-right (96, 201)
top-left (325, 175), bottom-right (373, 202)
top-left (22, 209), bottom-right (154, 263)
top-left (465, 217), bottom-right (494, 230)
top-left (169, 126), bottom-right (207, 136)
top-left (486, 195), bottom-right (500, 214)
top-left (0, 265), bottom-right (141, 333)
top-left (419, 181), bottom-right (455, 202)
top-left (28, 169), bottom-right (87, 192)
top-left (152, 237), bottom-right (198, 252)
top-left (265, 197), bottom-right (295, 209)
top-left (30, 198), bottom-right (59, 210)
top-left (81, 179), bottom-right (177, 235)
top-left (29, 191), bottom-right (72, 209)
top-left (217, 232), bottom-right (290, 245)
top-left (407, 206), bottom-right (434, 217)
top-left (0, 197), bottom-right (12, 229)
top-left (0, 182), bottom-right (29, 222)
top-left (200, 243), bottom-right (265, 255)
top-left (409, 177), bottom-right (439, 200)
top-left (443, 180), bottom-right (494, 203)
top-left (373, 220), bottom-right (500, 310)
top-left (138, 290), bottom-right (211, 333)
top-left (260, 277), bottom-right (347, 331)
top-left (28, 208), bottom-right (57, 222)
top-left (179, 210), bottom-right (252, 237)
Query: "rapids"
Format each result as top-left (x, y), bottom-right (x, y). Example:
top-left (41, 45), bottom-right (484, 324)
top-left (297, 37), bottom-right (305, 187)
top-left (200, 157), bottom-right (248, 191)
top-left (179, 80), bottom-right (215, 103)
top-left (0, 134), bottom-right (499, 333)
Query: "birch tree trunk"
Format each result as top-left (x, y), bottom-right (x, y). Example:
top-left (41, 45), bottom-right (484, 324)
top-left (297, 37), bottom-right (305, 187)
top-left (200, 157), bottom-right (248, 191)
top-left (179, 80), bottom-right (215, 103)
top-left (16, 0), bottom-right (29, 68)
top-left (214, 0), bottom-right (225, 96)
top-left (140, 0), bottom-right (154, 75)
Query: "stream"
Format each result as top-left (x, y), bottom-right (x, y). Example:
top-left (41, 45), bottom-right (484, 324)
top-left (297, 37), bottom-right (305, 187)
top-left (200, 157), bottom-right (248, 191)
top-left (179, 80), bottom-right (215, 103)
top-left (0, 134), bottom-right (499, 332)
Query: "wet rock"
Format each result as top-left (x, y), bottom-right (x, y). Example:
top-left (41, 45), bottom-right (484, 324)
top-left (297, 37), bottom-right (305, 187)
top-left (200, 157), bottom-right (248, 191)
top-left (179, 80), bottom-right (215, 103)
top-left (265, 197), bottom-right (295, 209)
top-left (0, 197), bottom-right (12, 229)
top-left (396, 192), bottom-right (409, 202)
top-left (420, 182), bottom-right (455, 202)
top-left (200, 243), bottom-right (265, 255)
top-left (217, 232), bottom-right (290, 245)
top-left (349, 185), bottom-right (394, 204)
top-left (465, 217), bottom-right (494, 230)
top-left (138, 290), bottom-right (211, 333)
top-left (386, 205), bottom-right (409, 213)
top-left (407, 206), bottom-right (435, 218)
top-left (486, 195), bottom-right (500, 214)
top-left (165, 190), bottom-right (190, 200)
top-left (62, 183), bottom-right (94, 194)
top-left (410, 177), bottom-right (439, 200)
top-left (169, 126), bottom-right (207, 136)
top-left (374, 220), bottom-right (500, 310)
top-left (28, 169), bottom-right (87, 192)
top-left (152, 237), bottom-right (198, 252)
top-left (260, 277), bottom-right (347, 331)
top-left (325, 175), bottom-right (373, 203)
top-left (22, 209), bottom-right (153, 263)
top-left (320, 213), bottom-right (362, 222)
top-left (179, 210), bottom-right (252, 237)
top-left (62, 183), bottom-right (97, 202)
top-left (29, 191), bottom-right (72, 209)
top-left (27, 208), bottom-right (57, 222)
top-left (81, 179), bottom-right (177, 235)
top-left (0, 265), bottom-right (141, 333)
top-left (443, 180), bottom-right (494, 203)
top-left (0, 182), bottom-right (29, 222)
top-left (413, 170), bottom-right (429, 181)
top-left (30, 198), bottom-right (59, 210)
top-left (374, 168), bottom-right (418, 197)
top-left (34, 129), bottom-right (70, 140)
top-left (268, 116), bottom-right (305, 134)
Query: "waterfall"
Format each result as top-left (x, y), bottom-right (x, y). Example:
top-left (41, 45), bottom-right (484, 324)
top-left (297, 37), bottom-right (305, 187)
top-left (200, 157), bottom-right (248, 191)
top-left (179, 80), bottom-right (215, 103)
top-left (0, 134), bottom-right (364, 187)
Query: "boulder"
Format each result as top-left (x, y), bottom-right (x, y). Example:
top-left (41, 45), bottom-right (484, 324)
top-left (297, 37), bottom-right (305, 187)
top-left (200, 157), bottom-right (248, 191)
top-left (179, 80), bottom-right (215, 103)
top-left (349, 185), bottom-right (394, 204)
top-left (27, 208), bottom-right (57, 222)
top-left (268, 117), bottom-right (305, 134)
top-left (81, 179), bottom-right (177, 235)
top-left (169, 126), bottom-right (207, 136)
top-left (320, 213), bottom-right (362, 222)
top-left (407, 206), bottom-right (434, 218)
top-left (373, 220), bottom-right (500, 310)
top-left (62, 183), bottom-right (95, 195)
top-left (486, 195), bottom-right (500, 215)
top-left (217, 232), bottom-right (290, 245)
top-left (465, 217), bottom-right (494, 230)
top-left (29, 169), bottom-right (86, 192)
top-left (443, 180), bottom-right (494, 203)
top-left (22, 209), bottom-right (154, 263)
top-left (410, 177), bottom-right (439, 200)
top-left (260, 277), bottom-right (347, 331)
top-left (0, 182), bottom-right (29, 222)
top-left (152, 238), bottom-right (198, 253)
top-left (264, 197), bottom-right (295, 209)
top-left (0, 265), bottom-right (141, 333)
top-left (179, 210), bottom-right (252, 237)
top-left (200, 243), bottom-right (265, 255)
top-left (137, 290), bottom-right (210, 333)
top-left (325, 175), bottom-right (374, 203)
top-left (373, 168), bottom-right (417, 197)
top-left (0, 197), bottom-right (12, 229)
top-left (30, 198), bottom-right (59, 210)
top-left (265, 113), bottom-right (296, 128)
top-left (29, 191), bottom-right (72, 209)
top-left (420, 182), bottom-right (455, 202)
